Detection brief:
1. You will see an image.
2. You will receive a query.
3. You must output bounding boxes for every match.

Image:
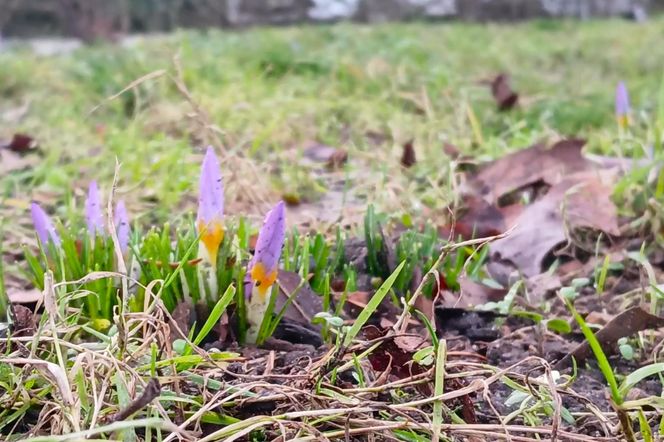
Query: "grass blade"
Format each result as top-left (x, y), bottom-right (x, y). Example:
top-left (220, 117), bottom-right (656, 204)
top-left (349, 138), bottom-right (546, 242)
top-left (564, 298), bottom-right (621, 404)
top-left (343, 261), bottom-right (405, 347)
top-left (193, 284), bottom-right (236, 346)
top-left (432, 339), bottom-right (447, 442)
top-left (619, 363), bottom-right (664, 397)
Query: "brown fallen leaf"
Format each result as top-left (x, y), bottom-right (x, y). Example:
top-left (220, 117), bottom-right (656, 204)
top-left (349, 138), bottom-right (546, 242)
top-left (525, 272), bottom-right (562, 305)
top-left (327, 149), bottom-right (348, 170)
top-left (562, 173), bottom-right (621, 235)
top-left (473, 139), bottom-right (589, 204)
top-left (10, 304), bottom-right (36, 337)
top-left (276, 270), bottom-right (323, 324)
top-left (441, 277), bottom-right (507, 309)
top-left (452, 195), bottom-right (508, 239)
top-left (216, 311), bottom-right (230, 343)
top-left (170, 300), bottom-right (193, 342)
top-left (7, 288), bottom-right (42, 304)
top-left (330, 278), bottom-right (346, 292)
top-left (556, 306), bottom-right (664, 368)
top-left (343, 291), bottom-right (370, 316)
top-left (584, 311), bottom-right (614, 326)
top-left (443, 142), bottom-right (461, 159)
top-left (401, 140), bottom-right (416, 168)
top-left (4, 133), bottom-right (37, 152)
top-left (490, 171), bottom-right (620, 277)
top-left (302, 142), bottom-right (347, 169)
top-left (273, 270), bottom-right (325, 347)
top-left (491, 74), bottom-right (519, 111)
top-left (363, 325), bottom-right (429, 380)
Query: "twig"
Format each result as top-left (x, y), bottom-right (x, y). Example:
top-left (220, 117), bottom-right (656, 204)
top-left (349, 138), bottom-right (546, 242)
top-left (107, 377), bottom-right (161, 423)
top-left (393, 229), bottom-right (513, 333)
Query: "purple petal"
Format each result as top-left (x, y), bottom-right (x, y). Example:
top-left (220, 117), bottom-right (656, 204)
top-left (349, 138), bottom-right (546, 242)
top-left (250, 201), bottom-right (286, 274)
top-left (31, 202), bottom-right (61, 247)
top-left (196, 146), bottom-right (224, 227)
top-left (85, 181), bottom-right (105, 238)
top-left (615, 81), bottom-right (630, 116)
top-left (114, 200), bottom-right (130, 254)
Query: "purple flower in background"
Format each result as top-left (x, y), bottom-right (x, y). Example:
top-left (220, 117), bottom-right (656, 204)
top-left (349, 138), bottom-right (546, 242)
top-left (247, 201), bottom-right (286, 301)
top-left (31, 202), bottom-right (61, 247)
top-left (615, 81), bottom-right (630, 128)
top-left (197, 146), bottom-right (225, 267)
top-left (85, 181), bottom-right (105, 238)
top-left (114, 200), bottom-right (130, 254)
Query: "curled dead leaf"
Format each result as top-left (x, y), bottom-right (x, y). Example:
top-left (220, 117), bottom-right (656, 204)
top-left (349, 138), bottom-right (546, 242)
top-left (441, 277), bottom-right (507, 309)
top-left (401, 140), bottom-right (416, 168)
top-left (556, 306), bottom-right (664, 368)
top-left (4, 133), bottom-right (37, 152)
top-left (302, 142), bottom-right (347, 169)
top-left (7, 288), bottom-right (42, 304)
top-left (491, 73), bottom-right (519, 111)
top-left (10, 304), bottom-right (36, 337)
top-left (490, 171), bottom-right (620, 277)
top-left (473, 139), bottom-right (589, 204)
top-left (363, 325), bottom-right (428, 380)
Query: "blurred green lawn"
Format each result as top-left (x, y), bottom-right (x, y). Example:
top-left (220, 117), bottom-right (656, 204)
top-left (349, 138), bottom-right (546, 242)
top-left (1, 19), bottom-right (662, 233)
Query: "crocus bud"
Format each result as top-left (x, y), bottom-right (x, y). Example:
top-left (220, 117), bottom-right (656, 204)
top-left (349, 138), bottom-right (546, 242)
top-left (85, 181), bottom-right (105, 238)
top-left (615, 81), bottom-right (630, 129)
top-left (31, 202), bottom-right (61, 248)
top-left (196, 147), bottom-right (224, 267)
top-left (245, 201), bottom-right (286, 343)
top-left (114, 200), bottom-right (130, 254)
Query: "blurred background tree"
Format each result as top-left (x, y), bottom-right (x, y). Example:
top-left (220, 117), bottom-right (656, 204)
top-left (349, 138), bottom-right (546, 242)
top-left (1, 0), bottom-right (663, 41)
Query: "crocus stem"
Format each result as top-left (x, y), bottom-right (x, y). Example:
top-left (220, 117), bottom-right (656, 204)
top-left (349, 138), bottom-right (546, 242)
top-left (245, 284), bottom-right (272, 344)
top-left (197, 263), bottom-right (217, 306)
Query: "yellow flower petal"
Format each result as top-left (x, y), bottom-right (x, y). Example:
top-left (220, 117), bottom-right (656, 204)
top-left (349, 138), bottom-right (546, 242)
top-left (250, 262), bottom-right (278, 300)
top-left (198, 219), bottom-right (224, 267)
top-left (617, 115), bottom-right (629, 129)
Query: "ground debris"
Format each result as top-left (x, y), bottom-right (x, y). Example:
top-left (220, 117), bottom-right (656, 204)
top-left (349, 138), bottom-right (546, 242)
top-left (556, 306), bottom-right (664, 368)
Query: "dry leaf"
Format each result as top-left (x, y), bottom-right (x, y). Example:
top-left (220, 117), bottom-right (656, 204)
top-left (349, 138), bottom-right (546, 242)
top-left (452, 195), bottom-right (508, 239)
top-left (10, 304), bottom-right (36, 337)
top-left (473, 139), bottom-right (589, 204)
top-left (276, 270), bottom-right (323, 323)
top-left (490, 171), bottom-right (619, 277)
top-left (302, 142), bottom-right (347, 169)
top-left (401, 140), bottom-right (416, 168)
top-left (442, 142), bottom-right (461, 159)
top-left (562, 172), bottom-right (620, 235)
top-left (4, 133), bottom-right (37, 152)
top-left (363, 325), bottom-right (428, 380)
top-left (170, 300), bottom-right (193, 342)
top-left (491, 74), bottom-right (519, 111)
top-left (441, 277), bottom-right (507, 309)
top-left (556, 306), bottom-right (664, 367)
top-left (7, 288), bottom-right (42, 304)
top-left (270, 271), bottom-right (326, 347)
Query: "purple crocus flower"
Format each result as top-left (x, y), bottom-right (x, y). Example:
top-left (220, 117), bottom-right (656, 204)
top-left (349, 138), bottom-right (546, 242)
top-left (30, 202), bottom-right (61, 247)
top-left (615, 81), bottom-right (630, 128)
top-left (196, 146), bottom-right (225, 267)
top-left (114, 200), bottom-right (130, 254)
top-left (85, 181), bottom-right (105, 238)
top-left (247, 201), bottom-right (286, 301)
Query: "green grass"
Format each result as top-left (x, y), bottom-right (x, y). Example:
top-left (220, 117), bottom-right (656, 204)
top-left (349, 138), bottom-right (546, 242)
top-left (2, 19), bottom-right (664, 441)
top-left (2, 19), bottom-right (664, 236)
